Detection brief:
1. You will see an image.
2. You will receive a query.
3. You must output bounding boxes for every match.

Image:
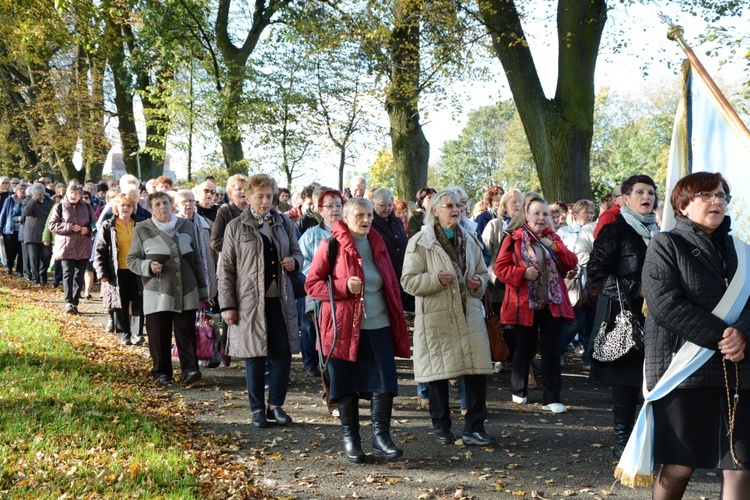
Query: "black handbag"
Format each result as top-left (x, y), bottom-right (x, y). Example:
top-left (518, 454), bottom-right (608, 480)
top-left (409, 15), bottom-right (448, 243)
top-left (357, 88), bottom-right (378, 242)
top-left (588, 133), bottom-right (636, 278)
top-left (592, 279), bottom-right (644, 362)
top-left (289, 271), bottom-right (307, 299)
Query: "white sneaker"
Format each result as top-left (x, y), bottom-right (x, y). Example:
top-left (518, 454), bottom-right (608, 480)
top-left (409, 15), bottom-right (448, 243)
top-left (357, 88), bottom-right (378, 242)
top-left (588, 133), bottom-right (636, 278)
top-left (512, 395), bottom-right (527, 404)
top-left (542, 403), bottom-right (568, 413)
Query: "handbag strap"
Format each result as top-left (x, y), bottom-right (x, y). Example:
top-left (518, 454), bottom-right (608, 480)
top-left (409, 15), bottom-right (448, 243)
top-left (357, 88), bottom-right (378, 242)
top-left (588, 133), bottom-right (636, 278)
top-left (614, 278), bottom-right (625, 311)
top-left (666, 232), bottom-right (728, 287)
top-left (523, 224), bottom-right (565, 276)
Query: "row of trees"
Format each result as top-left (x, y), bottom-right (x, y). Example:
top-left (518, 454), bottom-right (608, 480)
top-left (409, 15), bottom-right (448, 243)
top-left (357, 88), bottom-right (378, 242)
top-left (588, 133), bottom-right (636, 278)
top-left (0, 0), bottom-right (745, 200)
top-left (428, 81), bottom-right (677, 204)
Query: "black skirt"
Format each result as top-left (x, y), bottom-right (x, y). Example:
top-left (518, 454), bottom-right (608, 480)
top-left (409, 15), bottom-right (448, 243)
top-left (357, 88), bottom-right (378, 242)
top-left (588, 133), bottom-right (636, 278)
top-left (328, 326), bottom-right (398, 402)
top-left (653, 388), bottom-right (749, 469)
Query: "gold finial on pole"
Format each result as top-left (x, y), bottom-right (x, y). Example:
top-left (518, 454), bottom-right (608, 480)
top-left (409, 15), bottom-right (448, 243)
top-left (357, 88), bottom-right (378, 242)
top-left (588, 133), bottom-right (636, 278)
top-left (659, 13), bottom-right (750, 150)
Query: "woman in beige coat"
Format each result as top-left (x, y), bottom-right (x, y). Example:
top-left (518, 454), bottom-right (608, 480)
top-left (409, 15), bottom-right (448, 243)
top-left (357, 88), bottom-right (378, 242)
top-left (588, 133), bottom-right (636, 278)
top-left (219, 174), bottom-right (303, 429)
top-left (401, 189), bottom-right (494, 447)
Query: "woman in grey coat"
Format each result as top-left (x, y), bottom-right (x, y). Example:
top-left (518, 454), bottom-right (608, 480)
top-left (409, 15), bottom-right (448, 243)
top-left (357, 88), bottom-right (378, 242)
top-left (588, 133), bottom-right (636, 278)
top-left (127, 191), bottom-right (208, 386)
top-left (220, 174), bottom-right (302, 429)
top-left (23, 183), bottom-right (53, 285)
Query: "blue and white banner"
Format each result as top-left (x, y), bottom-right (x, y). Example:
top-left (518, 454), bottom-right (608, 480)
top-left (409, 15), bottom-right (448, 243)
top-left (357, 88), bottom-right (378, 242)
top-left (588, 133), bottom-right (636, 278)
top-left (661, 61), bottom-right (750, 243)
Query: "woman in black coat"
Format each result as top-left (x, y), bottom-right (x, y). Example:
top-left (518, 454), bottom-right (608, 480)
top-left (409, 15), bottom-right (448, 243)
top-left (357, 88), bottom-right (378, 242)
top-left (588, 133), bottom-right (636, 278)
top-left (642, 172), bottom-right (749, 498)
top-left (587, 174), bottom-right (659, 458)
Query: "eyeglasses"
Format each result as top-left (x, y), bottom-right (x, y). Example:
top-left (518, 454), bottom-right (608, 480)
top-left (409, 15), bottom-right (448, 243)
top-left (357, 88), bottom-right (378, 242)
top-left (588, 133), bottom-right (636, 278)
top-left (203, 189), bottom-right (215, 194)
top-left (321, 204), bottom-right (342, 210)
top-left (439, 203), bottom-right (461, 210)
top-left (694, 191), bottom-right (732, 204)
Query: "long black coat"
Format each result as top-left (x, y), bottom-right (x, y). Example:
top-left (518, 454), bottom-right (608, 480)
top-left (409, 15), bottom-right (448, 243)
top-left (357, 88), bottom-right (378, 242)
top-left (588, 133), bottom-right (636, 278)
top-left (642, 215), bottom-right (750, 391)
top-left (586, 214), bottom-right (648, 387)
top-left (372, 211), bottom-right (407, 279)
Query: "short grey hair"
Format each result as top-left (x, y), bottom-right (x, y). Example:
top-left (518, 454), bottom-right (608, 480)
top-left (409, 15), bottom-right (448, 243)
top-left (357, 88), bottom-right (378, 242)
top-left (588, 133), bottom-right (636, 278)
top-left (424, 190), bottom-right (459, 227)
top-left (119, 174), bottom-right (140, 191)
top-left (371, 188), bottom-right (394, 204)
top-left (146, 191), bottom-right (173, 209)
top-left (28, 183), bottom-right (46, 197)
top-left (342, 197), bottom-right (373, 219)
top-left (174, 189), bottom-right (194, 203)
top-left (444, 185), bottom-right (468, 203)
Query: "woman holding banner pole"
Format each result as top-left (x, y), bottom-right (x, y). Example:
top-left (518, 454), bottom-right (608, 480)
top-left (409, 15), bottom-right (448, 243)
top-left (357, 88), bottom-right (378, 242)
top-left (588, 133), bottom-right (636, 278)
top-left (641, 172), bottom-right (749, 498)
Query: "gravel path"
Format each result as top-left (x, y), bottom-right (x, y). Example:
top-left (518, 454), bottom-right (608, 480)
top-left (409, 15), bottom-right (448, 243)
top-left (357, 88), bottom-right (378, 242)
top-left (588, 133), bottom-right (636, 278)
top-left (57, 288), bottom-right (721, 499)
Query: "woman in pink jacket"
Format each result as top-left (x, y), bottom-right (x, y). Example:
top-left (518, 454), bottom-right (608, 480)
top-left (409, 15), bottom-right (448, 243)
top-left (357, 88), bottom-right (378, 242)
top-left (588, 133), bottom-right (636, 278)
top-left (49, 184), bottom-right (96, 314)
top-left (306, 197), bottom-right (410, 464)
top-left (494, 192), bottom-right (577, 413)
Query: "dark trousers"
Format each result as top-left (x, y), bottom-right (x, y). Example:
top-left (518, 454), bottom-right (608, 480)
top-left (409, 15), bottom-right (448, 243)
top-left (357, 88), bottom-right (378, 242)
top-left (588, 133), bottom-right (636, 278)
top-left (114, 269), bottom-right (142, 334)
top-left (61, 259), bottom-right (88, 305)
top-left (145, 309), bottom-right (198, 379)
top-left (429, 375), bottom-right (487, 435)
top-left (244, 298), bottom-right (292, 412)
top-left (53, 260), bottom-right (62, 285)
top-left (20, 238), bottom-right (30, 278)
top-left (513, 307), bottom-right (565, 405)
top-left (3, 233), bottom-right (22, 274)
top-left (297, 298), bottom-right (317, 372)
top-left (26, 242), bottom-right (52, 284)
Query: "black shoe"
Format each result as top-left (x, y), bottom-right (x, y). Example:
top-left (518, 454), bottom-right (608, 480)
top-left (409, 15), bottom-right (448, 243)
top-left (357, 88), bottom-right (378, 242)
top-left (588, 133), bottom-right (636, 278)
top-left (182, 370), bottom-right (202, 385)
top-left (84, 294), bottom-right (93, 300)
top-left (53, 280), bottom-right (60, 288)
top-left (252, 410), bottom-right (269, 428)
top-left (306, 367), bottom-right (321, 378)
top-left (155, 374), bottom-right (173, 385)
top-left (266, 406), bottom-right (292, 425)
top-left (206, 359), bottom-right (220, 369)
top-left (449, 381), bottom-right (460, 393)
top-left (434, 428), bottom-right (456, 445)
top-left (462, 432), bottom-right (496, 446)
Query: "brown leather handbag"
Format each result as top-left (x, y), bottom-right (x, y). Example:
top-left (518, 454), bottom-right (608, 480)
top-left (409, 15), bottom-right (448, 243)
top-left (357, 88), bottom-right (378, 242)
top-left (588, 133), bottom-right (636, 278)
top-left (484, 290), bottom-right (510, 362)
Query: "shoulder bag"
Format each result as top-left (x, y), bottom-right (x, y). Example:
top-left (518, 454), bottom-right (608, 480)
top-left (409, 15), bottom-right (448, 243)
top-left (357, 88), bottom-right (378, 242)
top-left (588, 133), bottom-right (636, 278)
top-left (592, 278), bottom-right (644, 362)
top-left (484, 290), bottom-right (510, 362)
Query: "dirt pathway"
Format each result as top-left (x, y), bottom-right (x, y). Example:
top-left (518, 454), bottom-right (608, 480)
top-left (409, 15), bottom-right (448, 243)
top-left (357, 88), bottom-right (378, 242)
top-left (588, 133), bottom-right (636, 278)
top-left (47, 286), bottom-right (721, 499)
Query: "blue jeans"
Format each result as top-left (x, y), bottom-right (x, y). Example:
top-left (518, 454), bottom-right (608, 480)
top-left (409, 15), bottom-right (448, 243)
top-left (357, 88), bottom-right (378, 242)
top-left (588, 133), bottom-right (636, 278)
top-left (559, 308), bottom-right (591, 365)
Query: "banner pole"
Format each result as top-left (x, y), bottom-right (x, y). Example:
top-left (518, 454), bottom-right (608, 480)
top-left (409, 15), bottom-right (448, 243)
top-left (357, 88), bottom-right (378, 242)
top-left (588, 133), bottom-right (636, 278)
top-left (666, 24), bottom-right (750, 149)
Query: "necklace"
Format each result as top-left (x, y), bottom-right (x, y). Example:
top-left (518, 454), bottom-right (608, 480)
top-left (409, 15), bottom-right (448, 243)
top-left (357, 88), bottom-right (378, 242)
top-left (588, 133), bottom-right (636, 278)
top-left (723, 359), bottom-right (744, 468)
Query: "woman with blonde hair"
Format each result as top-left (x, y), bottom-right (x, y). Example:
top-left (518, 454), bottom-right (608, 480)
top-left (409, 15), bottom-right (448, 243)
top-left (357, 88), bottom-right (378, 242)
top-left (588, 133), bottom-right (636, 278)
top-left (220, 174), bottom-right (303, 428)
top-left (95, 193), bottom-right (147, 345)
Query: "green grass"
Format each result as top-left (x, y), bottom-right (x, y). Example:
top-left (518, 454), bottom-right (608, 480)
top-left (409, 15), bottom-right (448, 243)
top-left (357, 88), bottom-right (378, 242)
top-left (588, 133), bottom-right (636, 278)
top-left (0, 295), bottom-right (197, 498)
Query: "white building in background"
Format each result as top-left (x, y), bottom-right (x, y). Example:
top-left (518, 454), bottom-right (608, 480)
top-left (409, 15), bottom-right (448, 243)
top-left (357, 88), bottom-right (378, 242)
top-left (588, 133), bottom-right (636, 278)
top-left (103, 147), bottom-right (175, 181)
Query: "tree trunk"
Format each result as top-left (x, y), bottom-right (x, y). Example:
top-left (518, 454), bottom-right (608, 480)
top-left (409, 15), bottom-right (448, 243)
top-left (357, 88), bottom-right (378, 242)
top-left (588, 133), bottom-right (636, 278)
top-left (106, 21), bottom-right (140, 177)
top-left (477, 0), bottom-right (606, 202)
top-left (386, 0), bottom-right (429, 201)
top-left (214, 0), bottom-right (292, 176)
top-left (217, 66), bottom-right (247, 175)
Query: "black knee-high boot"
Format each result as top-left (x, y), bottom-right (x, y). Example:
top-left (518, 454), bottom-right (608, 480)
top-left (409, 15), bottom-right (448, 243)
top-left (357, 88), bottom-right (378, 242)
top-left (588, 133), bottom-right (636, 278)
top-left (338, 394), bottom-right (364, 463)
top-left (612, 403), bottom-right (636, 458)
top-left (371, 393), bottom-right (403, 460)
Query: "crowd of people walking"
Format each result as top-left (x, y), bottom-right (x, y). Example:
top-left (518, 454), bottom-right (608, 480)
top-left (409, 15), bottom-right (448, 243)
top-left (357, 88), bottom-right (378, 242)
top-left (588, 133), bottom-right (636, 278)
top-left (1, 170), bottom-right (747, 497)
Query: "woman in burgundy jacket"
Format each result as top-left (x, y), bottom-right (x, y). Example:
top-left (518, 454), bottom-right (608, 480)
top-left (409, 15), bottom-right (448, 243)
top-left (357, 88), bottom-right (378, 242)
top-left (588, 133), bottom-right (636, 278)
top-left (494, 192), bottom-right (577, 414)
top-left (306, 197), bottom-right (410, 464)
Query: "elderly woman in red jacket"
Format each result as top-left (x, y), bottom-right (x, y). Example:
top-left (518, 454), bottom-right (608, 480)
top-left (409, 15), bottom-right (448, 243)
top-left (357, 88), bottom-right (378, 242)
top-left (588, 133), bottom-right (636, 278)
top-left (305, 197), bottom-right (411, 464)
top-left (494, 192), bottom-right (577, 413)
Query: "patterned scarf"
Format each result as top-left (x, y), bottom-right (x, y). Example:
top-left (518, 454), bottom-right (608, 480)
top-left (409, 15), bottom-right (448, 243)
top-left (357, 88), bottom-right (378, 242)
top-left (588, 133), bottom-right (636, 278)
top-left (520, 230), bottom-right (564, 310)
top-left (434, 223), bottom-right (467, 314)
top-left (250, 206), bottom-right (272, 226)
top-left (487, 206), bottom-right (498, 219)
